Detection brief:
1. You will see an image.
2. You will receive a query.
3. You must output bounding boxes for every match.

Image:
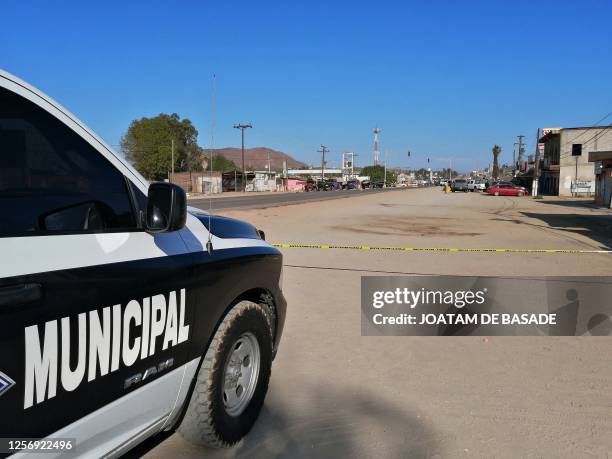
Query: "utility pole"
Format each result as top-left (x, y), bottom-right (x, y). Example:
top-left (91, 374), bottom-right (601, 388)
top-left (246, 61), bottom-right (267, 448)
top-left (533, 128), bottom-right (541, 196)
top-left (170, 138), bottom-right (175, 183)
top-left (318, 145), bottom-right (329, 182)
top-left (514, 135), bottom-right (525, 176)
top-left (384, 151), bottom-right (388, 187)
top-left (233, 123), bottom-right (252, 192)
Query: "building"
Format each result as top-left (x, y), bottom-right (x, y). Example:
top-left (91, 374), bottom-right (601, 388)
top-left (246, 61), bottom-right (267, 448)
top-left (396, 173), bottom-right (408, 185)
top-left (539, 126), bottom-right (612, 197)
top-left (283, 178), bottom-right (306, 191)
top-left (589, 151), bottom-right (612, 207)
top-left (170, 171), bottom-right (222, 193)
top-left (287, 168), bottom-right (343, 177)
top-left (247, 171), bottom-right (277, 192)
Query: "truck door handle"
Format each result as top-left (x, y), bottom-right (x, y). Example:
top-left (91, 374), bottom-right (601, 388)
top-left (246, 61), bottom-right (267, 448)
top-left (0, 283), bottom-right (42, 309)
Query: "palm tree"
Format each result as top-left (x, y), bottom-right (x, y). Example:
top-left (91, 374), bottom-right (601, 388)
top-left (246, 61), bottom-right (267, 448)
top-left (492, 144), bottom-right (501, 179)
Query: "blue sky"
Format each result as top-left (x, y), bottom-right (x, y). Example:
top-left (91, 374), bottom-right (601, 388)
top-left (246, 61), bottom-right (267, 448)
top-left (3, 0), bottom-right (612, 172)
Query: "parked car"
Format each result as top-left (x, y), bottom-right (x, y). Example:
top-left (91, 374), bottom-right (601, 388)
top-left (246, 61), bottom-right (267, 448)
top-left (485, 180), bottom-right (513, 190)
top-left (467, 179), bottom-right (485, 192)
top-left (304, 179), bottom-right (316, 192)
top-left (326, 179), bottom-right (341, 190)
top-left (0, 70), bottom-right (287, 455)
top-left (315, 179), bottom-right (337, 191)
top-left (344, 180), bottom-right (359, 190)
top-left (451, 179), bottom-right (469, 192)
top-left (487, 183), bottom-right (528, 196)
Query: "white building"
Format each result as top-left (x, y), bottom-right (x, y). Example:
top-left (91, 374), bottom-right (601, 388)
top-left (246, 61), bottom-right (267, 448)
top-left (539, 126), bottom-right (612, 197)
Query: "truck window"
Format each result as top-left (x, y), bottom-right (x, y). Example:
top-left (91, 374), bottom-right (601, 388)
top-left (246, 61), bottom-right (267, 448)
top-left (0, 87), bottom-right (136, 236)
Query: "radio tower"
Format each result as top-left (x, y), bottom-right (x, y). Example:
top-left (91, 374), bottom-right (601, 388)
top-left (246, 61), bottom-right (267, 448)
top-left (373, 127), bottom-right (381, 165)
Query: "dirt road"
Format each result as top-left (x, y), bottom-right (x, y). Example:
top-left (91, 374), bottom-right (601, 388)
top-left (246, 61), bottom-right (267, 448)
top-left (148, 188), bottom-right (612, 458)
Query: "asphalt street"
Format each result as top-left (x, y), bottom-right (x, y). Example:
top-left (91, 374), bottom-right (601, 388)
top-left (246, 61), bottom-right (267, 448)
top-left (188, 188), bottom-right (406, 211)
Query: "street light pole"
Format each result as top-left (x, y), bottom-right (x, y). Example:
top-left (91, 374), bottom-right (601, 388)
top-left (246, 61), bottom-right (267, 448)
top-left (233, 123), bottom-right (252, 192)
top-left (317, 145), bottom-right (329, 183)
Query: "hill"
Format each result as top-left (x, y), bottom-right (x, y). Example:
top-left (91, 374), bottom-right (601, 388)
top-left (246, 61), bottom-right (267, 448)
top-left (210, 147), bottom-right (307, 171)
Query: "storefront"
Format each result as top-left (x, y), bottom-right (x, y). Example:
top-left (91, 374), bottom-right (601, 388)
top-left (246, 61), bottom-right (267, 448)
top-left (589, 152), bottom-right (612, 208)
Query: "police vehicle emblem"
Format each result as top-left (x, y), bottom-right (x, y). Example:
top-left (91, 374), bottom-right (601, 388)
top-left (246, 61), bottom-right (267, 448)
top-left (0, 371), bottom-right (15, 397)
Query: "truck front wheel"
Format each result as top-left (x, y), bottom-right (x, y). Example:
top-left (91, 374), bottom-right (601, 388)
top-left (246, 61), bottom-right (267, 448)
top-left (178, 300), bottom-right (273, 448)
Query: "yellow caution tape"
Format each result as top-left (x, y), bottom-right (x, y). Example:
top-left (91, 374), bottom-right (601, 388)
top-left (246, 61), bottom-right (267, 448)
top-left (272, 243), bottom-right (612, 254)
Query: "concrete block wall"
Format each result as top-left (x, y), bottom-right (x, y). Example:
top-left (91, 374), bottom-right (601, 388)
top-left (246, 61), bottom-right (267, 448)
top-left (558, 129), bottom-right (612, 196)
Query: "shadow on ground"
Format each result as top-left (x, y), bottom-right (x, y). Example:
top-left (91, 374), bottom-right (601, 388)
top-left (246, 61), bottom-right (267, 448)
top-left (148, 385), bottom-right (438, 458)
top-left (520, 211), bottom-right (612, 249)
top-left (534, 199), bottom-right (605, 210)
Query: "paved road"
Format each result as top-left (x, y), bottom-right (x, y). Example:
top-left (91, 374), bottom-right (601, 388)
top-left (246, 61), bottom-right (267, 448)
top-left (188, 187), bottom-right (409, 211)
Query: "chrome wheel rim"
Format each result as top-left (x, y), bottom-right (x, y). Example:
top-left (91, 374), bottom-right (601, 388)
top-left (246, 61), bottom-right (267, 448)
top-left (222, 332), bottom-right (260, 416)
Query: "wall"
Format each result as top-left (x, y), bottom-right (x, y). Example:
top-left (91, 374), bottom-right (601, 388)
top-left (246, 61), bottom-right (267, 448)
top-left (286, 179), bottom-right (305, 191)
top-left (196, 175), bottom-right (222, 194)
top-left (168, 171), bottom-right (223, 193)
top-left (594, 160), bottom-right (612, 207)
top-left (558, 129), bottom-right (612, 196)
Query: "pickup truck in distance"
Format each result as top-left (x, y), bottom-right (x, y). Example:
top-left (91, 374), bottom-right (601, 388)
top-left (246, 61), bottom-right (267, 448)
top-left (0, 70), bottom-right (286, 458)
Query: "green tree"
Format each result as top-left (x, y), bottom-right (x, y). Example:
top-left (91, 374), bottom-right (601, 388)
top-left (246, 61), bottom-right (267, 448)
top-left (121, 113), bottom-right (201, 180)
top-left (414, 168), bottom-right (429, 180)
top-left (436, 168), bottom-right (458, 179)
top-left (202, 153), bottom-right (238, 172)
top-left (492, 144), bottom-right (501, 179)
top-left (361, 165), bottom-right (397, 185)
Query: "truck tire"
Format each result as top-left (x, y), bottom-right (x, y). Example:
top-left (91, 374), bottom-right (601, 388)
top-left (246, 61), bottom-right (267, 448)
top-left (178, 300), bottom-right (273, 448)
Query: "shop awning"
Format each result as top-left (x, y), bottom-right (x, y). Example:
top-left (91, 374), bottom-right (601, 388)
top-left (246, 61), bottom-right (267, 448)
top-left (588, 151), bottom-right (612, 162)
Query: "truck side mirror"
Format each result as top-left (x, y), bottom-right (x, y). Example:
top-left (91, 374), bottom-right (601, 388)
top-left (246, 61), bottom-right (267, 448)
top-left (145, 182), bottom-right (186, 233)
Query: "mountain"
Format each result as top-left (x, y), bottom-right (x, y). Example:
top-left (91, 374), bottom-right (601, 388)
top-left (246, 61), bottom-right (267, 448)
top-left (209, 147), bottom-right (307, 171)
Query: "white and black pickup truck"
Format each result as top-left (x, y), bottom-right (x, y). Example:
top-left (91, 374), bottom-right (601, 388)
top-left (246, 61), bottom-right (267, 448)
top-left (0, 70), bottom-right (286, 458)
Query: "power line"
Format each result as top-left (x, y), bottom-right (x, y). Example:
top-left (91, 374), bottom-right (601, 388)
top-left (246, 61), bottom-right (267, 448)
top-left (559, 122), bottom-right (612, 160)
top-left (556, 110), bottom-right (612, 159)
top-left (563, 111), bottom-right (612, 146)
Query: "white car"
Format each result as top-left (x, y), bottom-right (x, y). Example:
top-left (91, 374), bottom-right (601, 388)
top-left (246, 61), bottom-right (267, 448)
top-left (467, 179), bottom-right (486, 192)
top-left (0, 70), bottom-right (286, 457)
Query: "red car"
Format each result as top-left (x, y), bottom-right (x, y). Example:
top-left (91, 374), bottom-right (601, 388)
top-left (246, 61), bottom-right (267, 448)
top-left (487, 183), bottom-right (528, 196)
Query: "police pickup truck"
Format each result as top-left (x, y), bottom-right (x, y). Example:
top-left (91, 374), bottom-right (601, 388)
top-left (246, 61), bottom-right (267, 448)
top-left (0, 70), bottom-right (286, 457)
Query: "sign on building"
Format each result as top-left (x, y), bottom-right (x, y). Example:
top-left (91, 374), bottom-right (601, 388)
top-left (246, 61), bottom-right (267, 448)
top-left (571, 180), bottom-right (594, 192)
